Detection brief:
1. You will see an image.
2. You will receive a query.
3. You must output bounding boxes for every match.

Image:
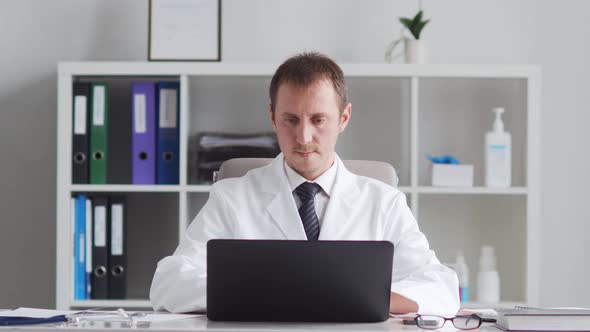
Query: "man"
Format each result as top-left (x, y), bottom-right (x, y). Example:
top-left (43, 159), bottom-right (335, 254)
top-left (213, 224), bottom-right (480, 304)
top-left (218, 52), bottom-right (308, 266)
top-left (150, 52), bottom-right (460, 315)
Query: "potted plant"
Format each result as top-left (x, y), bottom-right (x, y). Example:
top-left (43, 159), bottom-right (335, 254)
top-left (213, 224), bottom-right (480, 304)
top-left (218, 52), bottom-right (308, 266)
top-left (385, 10), bottom-right (430, 64)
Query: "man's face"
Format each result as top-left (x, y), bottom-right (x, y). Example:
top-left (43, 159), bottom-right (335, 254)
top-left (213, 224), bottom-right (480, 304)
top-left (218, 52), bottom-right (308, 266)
top-left (270, 80), bottom-right (351, 180)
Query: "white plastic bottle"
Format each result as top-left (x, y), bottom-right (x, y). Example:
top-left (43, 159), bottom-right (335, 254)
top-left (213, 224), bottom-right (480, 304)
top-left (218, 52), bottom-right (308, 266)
top-left (455, 251), bottom-right (469, 303)
top-left (476, 245), bottom-right (500, 303)
top-left (485, 107), bottom-right (511, 187)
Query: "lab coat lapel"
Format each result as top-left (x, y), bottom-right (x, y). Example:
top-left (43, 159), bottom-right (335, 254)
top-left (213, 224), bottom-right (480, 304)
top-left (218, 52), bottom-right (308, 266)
top-left (318, 156), bottom-right (359, 240)
top-left (263, 154), bottom-right (307, 240)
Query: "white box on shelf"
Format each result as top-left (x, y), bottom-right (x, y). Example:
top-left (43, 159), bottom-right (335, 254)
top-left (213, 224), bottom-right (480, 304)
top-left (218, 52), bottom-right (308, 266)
top-left (431, 164), bottom-right (474, 187)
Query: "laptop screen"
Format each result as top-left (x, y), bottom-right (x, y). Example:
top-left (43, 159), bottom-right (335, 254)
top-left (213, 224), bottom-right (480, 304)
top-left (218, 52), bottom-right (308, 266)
top-left (206, 239), bottom-right (394, 323)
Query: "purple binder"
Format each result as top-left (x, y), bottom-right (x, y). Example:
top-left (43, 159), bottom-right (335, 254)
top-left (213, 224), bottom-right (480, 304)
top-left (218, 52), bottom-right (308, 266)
top-left (131, 83), bottom-right (156, 184)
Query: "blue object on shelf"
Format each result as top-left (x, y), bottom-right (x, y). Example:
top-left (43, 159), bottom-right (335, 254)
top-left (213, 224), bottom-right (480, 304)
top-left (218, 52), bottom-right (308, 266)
top-left (426, 154), bottom-right (460, 164)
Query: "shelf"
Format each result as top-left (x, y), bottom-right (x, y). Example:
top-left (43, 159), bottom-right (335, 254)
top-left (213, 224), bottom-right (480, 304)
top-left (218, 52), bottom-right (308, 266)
top-left (69, 184), bottom-right (213, 193)
top-left (185, 185), bottom-right (213, 193)
top-left (70, 299), bottom-right (152, 309)
top-left (416, 187), bottom-right (527, 195)
top-left (59, 62), bottom-right (540, 79)
top-left (70, 185), bottom-right (181, 192)
top-left (56, 62), bottom-right (541, 310)
top-left (400, 186), bottom-right (528, 194)
top-left (398, 186), bottom-right (411, 193)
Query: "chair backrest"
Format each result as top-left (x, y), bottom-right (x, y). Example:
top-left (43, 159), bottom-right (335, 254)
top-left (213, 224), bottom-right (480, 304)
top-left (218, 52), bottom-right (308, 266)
top-left (216, 158), bottom-right (398, 187)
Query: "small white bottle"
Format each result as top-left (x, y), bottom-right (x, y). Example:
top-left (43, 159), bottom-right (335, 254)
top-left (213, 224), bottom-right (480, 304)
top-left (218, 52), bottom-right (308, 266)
top-left (455, 251), bottom-right (469, 303)
top-left (485, 107), bottom-right (511, 187)
top-left (477, 245), bottom-right (500, 303)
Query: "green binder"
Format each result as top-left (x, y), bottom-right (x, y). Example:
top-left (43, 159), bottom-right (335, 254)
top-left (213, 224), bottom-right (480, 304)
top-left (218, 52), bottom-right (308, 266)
top-left (89, 83), bottom-right (108, 184)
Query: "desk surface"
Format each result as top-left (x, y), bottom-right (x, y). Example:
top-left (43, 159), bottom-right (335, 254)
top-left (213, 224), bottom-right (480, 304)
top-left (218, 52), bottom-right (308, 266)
top-left (1, 316), bottom-right (499, 332)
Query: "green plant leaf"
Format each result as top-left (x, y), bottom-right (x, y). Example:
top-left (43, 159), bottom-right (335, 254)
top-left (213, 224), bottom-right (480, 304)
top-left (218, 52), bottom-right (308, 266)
top-left (399, 17), bottom-right (413, 30)
top-left (400, 10), bottom-right (429, 39)
top-left (414, 19), bottom-right (430, 39)
top-left (411, 10), bottom-right (423, 32)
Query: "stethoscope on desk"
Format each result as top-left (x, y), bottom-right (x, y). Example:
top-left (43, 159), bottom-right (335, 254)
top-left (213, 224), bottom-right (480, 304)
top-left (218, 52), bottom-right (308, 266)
top-left (0, 308), bottom-right (147, 326)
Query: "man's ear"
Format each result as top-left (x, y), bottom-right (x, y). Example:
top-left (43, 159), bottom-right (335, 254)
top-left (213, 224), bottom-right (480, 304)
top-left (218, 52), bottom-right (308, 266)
top-left (269, 104), bottom-right (277, 131)
top-left (339, 103), bottom-right (352, 132)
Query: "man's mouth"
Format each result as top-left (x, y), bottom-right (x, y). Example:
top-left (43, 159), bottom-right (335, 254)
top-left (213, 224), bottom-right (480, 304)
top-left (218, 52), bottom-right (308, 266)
top-left (294, 150), bottom-right (315, 157)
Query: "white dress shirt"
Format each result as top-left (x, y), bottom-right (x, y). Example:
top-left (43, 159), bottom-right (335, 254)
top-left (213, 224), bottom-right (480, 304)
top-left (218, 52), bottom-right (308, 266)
top-left (284, 159), bottom-right (337, 226)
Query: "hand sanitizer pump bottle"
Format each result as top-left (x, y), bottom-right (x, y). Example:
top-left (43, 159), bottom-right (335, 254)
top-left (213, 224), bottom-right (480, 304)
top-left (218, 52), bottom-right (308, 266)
top-left (485, 107), bottom-right (511, 187)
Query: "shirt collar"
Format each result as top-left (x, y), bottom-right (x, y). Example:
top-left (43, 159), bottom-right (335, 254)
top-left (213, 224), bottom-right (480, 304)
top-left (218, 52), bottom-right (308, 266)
top-left (284, 157), bottom-right (338, 197)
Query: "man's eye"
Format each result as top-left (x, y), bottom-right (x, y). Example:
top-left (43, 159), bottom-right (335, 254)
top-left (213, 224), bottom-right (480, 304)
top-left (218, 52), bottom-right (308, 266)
top-left (284, 118), bottom-right (297, 125)
top-left (313, 118), bottom-right (325, 124)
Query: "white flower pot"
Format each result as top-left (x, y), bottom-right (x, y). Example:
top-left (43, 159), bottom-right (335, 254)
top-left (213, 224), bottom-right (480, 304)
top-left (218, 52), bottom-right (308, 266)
top-left (404, 39), bottom-right (428, 64)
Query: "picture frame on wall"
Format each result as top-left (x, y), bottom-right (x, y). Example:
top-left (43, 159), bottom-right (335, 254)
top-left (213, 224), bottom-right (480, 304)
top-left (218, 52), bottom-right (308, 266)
top-left (149, 0), bottom-right (221, 61)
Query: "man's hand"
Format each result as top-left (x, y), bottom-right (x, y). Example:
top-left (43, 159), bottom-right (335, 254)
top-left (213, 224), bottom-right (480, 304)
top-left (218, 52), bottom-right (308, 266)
top-left (390, 292), bottom-right (418, 314)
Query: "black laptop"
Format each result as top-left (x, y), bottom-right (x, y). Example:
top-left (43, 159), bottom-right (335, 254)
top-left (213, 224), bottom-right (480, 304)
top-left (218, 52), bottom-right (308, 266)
top-left (206, 239), bottom-right (394, 323)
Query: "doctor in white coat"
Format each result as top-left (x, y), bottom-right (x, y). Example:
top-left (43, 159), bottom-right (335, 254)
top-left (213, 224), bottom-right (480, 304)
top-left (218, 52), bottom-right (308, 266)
top-left (150, 52), bottom-right (460, 315)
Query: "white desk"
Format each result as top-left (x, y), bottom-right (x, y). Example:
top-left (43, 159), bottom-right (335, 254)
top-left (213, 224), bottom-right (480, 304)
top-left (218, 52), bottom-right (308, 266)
top-left (2, 317), bottom-right (499, 332)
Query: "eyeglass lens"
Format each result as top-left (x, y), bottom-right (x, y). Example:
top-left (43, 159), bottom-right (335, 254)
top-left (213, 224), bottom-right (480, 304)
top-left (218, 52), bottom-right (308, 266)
top-left (452, 315), bottom-right (481, 329)
top-left (416, 316), bottom-right (445, 329)
top-left (416, 315), bottom-right (481, 330)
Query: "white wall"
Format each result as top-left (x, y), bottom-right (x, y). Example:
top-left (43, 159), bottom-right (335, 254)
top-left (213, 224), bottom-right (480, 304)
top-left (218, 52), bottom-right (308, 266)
top-left (0, 0), bottom-right (588, 308)
top-left (531, 1), bottom-right (590, 306)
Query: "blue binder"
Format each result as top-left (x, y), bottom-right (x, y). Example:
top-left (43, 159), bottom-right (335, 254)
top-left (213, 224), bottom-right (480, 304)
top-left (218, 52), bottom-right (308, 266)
top-left (156, 82), bottom-right (180, 184)
top-left (74, 195), bottom-right (87, 300)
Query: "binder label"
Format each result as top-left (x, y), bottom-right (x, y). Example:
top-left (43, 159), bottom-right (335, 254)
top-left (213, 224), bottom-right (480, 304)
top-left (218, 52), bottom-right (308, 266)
top-left (79, 234), bottom-right (85, 263)
top-left (134, 94), bottom-right (147, 133)
top-left (94, 206), bottom-right (106, 247)
top-left (111, 204), bottom-right (124, 256)
top-left (74, 96), bottom-right (87, 135)
top-left (159, 88), bottom-right (178, 128)
top-left (93, 86), bottom-right (105, 126)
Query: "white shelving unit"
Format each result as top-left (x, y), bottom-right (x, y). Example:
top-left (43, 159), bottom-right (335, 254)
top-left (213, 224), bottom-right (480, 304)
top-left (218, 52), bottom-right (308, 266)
top-left (56, 62), bottom-right (541, 310)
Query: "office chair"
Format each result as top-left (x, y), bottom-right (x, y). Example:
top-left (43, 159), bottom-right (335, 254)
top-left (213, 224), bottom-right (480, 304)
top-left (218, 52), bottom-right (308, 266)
top-left (216, 158), bottom-right (398, 187)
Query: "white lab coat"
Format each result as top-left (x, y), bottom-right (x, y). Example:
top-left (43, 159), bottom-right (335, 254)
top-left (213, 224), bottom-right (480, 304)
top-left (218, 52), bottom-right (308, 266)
top-left (149, 154), bottom-right (460, 315)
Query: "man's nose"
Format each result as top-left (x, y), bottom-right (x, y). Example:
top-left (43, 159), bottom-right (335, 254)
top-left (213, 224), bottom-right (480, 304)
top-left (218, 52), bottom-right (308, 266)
top-left (295, 122), bottom-right (313, 145)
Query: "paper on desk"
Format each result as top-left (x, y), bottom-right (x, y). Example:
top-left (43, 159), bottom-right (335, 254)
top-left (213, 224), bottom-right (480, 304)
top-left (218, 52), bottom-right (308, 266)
top-left (390, 312), bottom-right (418, 319)
top-left (137, 313), bottom-right (202, 322)
top-left (460, 308), bottom-right (497, 315)
top-left (1, 307), bottom-right (75, 318)
top-left (1, 307), bottom-right (200, 323)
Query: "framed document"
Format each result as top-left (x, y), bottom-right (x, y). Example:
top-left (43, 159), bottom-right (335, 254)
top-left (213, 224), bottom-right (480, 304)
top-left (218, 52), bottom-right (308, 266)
top-left (149, 0), bottom-right (221, 61)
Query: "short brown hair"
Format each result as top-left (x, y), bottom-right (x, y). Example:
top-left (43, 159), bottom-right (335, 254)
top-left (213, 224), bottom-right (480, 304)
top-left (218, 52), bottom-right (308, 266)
top-left (269, 52), bottom-right (349, 115)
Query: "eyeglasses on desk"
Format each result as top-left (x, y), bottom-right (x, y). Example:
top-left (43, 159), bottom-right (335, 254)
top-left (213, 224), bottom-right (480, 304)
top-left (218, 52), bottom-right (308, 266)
top-left (415, 314), bottom-right (485, 330)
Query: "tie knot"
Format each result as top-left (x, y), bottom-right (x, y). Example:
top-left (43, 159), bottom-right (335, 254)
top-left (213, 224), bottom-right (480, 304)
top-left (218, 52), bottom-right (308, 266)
top-left (295, 182), bottom-right (321, 202)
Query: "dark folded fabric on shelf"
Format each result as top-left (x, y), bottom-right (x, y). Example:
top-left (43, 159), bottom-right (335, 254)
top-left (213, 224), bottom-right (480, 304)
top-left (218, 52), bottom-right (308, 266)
top-left (191, 132), bottom-right (280, 183)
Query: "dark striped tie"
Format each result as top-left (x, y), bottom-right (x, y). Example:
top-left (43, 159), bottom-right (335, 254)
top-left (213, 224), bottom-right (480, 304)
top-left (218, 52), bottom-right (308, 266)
top-left (294, 182), bottom-right (321, 241)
